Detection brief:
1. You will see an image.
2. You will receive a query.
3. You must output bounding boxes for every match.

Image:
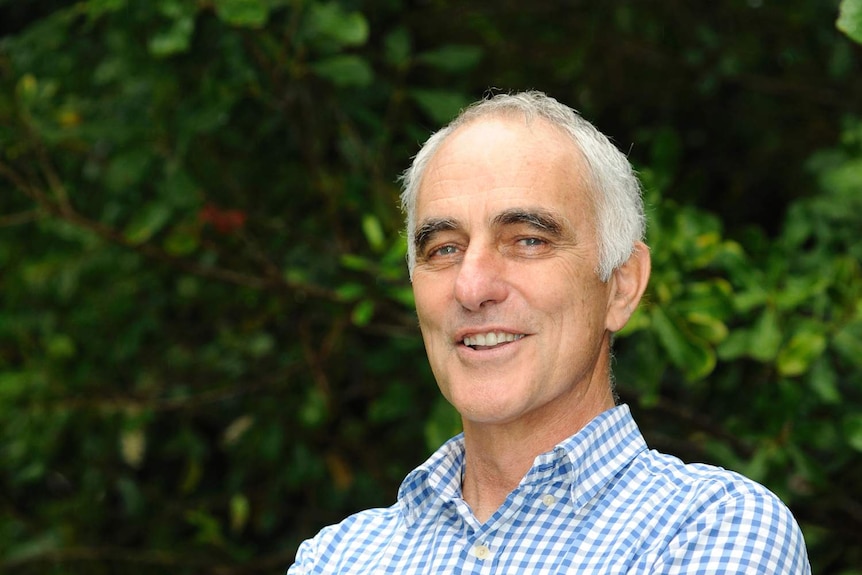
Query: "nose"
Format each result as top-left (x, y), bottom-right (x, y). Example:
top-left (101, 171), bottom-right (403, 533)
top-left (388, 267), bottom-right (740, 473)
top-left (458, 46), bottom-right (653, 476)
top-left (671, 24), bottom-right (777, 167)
top-left (453, 242), bottom-right (509, 312)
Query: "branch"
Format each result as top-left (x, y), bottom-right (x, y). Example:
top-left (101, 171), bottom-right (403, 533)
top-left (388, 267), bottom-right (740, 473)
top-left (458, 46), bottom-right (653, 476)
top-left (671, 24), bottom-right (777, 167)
top-left (0, 209), bottom-right (41, 227)
top-left (0, 159), bottom-right (342, 300)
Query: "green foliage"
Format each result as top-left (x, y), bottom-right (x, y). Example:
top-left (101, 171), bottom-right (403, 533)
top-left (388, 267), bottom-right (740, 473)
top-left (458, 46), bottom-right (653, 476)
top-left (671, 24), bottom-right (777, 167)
top-left (838, 0), bottom-right (862, 43)
top-left (1, 1), bottom-right (861, 573)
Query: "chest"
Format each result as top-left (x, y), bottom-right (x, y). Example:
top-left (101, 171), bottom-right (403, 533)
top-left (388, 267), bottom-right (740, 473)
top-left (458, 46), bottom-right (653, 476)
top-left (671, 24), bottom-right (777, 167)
top-left (333, 482), bottom-right (680, 574)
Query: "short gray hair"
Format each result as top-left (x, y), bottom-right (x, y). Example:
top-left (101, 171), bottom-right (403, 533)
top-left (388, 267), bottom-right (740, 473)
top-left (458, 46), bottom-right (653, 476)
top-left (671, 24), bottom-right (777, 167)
top-left (399, 91), bottom-right (645, 281)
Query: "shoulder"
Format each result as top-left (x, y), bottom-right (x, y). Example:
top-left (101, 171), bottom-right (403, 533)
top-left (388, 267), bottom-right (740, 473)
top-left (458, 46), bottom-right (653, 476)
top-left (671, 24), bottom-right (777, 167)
top-left (630, 450), bottom-right (811, 573)
top-left (287, 505), bottom-right (403, 575)
top-left (633, 448), bottom-right (790, 517)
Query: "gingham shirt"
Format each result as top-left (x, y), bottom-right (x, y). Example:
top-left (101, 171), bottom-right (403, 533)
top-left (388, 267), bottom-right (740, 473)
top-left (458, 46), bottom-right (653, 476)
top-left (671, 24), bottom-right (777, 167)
top-left (288, 405), bottom-right (810, 574)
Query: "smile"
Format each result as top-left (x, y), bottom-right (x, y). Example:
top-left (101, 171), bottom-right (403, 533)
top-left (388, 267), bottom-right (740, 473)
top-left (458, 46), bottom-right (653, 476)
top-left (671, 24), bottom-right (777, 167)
top-left (461, 332), bottom-right (525, 349)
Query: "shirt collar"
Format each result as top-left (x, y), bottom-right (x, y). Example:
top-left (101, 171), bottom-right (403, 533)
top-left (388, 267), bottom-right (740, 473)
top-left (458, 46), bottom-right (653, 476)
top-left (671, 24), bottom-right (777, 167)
top-left (398, 405), bottom-right (647, 524)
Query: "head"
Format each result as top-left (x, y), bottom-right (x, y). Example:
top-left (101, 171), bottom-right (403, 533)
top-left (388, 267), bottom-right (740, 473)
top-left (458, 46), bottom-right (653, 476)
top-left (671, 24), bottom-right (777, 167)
top-left (402, 91), bottom-right (651, 432)
top-left (401, 91), bottom-right (645, 282)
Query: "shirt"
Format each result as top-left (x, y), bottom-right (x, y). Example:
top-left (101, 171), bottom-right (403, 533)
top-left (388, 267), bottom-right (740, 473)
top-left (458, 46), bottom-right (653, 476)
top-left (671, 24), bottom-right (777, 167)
top-left (287, 405), bottom-right (811, 574)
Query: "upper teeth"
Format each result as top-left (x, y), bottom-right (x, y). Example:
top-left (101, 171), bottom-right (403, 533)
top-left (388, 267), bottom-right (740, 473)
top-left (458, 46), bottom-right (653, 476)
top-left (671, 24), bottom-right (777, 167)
top-left (463, 332), bottom-right (524, 347)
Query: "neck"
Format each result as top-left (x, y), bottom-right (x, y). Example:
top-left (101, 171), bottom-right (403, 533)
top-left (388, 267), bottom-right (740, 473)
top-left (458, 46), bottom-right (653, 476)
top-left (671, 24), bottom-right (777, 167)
top-left (460, 381), bottom-right (615, 523)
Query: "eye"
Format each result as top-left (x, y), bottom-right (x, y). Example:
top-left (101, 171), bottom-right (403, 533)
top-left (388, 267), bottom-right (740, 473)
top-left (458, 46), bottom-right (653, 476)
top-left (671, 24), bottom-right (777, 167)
top-left (419, 243), bottom-right (462, 267)
top-left (517, 237), bottom-right (546, 247)
top-left (430, 244), bottom-right (459, 258)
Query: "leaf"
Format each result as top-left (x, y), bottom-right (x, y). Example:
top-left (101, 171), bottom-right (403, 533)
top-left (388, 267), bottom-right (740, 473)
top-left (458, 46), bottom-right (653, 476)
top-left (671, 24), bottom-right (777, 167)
top-left (230, 493), bottom-right (251, 533)
top-left (832, 319), bottom-right (862, 367)
top-left (417, 44), bottom-right (483, 72)
top-left (748, 306), bottom-right (782, 362)
top-left (120, 428), bottom-right (146, 468)
top-left (350, 299), bottom-right (375, 327)
top-left (368, 382), bottom-right (415, 423)
top-left (105, 149), bottom-right (152, 193)
top-left (777, 329), bottom-right (827, 377)
top-left (837, 0), bottom-right (862, 44)
top-left (384, 27), bottom-right (411, 69)
top-left (124, 203), bottom-right (172, 245)
top-left (46, 334), bottom-right (76, 359)
top-left (214, 0), bottom-right (270, 28)
top-left (410, 89), bottom-right (470, 124)
top-left (311, 55), bottom-right (374, 88)
top-left (807, 358), bottom-right (841, 404)
top-left (148, 16), bottom-right (195, 57)
top-left (84, 0), bottom-right (128, 20)
top-left (335, 282), bottom-right (365, 302)
top-left (650, 306), bottom-right (715, 381)
top-left (843, 413), bottom-right (862, 452)
top-left (306, 2), bottom-right (369, 48)
top-left (163, 224), bottom-right (199, 256)
top-left (362, 214), bottom-right (385, 252)
top-left (685, 311), bottom-right (728, 344)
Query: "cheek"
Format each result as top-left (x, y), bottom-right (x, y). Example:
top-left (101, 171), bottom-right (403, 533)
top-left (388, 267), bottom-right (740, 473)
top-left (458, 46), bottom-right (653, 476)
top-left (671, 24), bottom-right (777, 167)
top-left (520, 263), bottom-right (609, 326)
top-left (413, 278), bottom-right (451, 350)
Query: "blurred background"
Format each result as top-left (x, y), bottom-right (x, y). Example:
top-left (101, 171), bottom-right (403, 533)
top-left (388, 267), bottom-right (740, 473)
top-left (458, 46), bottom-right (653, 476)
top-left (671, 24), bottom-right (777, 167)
top-left (1, 0), bottom-right (861, 573)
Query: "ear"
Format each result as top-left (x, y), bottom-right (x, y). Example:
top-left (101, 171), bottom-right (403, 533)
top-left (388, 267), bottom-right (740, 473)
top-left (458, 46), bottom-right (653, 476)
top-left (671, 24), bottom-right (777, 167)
top-left (605, 241), bottom-right (651, 333)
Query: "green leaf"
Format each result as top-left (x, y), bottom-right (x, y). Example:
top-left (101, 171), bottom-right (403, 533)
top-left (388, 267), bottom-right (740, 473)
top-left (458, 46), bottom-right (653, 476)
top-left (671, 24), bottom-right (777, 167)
top-left (777, 328), bottom-right (827, 377)
top-left (417, 44), bottom-right (483, 72)
top-left (807, 358), bottom-right (841, 404)
top-left (838, 0), bottom-right (862, 44)
top-left (306, 2), bottom-right (369, 48)
top-left (843, 413), bottom-right (862, 452)
top-left (163, 223), bottom-right (199, 255)
top-left (340, 253), bottom-right (375, 272)
top-left (410, 89), bottom-right (469, 124)
top-left (46, 333), bottom-right (76, 359)
top-left (124, 203), bottom-right (172, 245)
top-left (384, 27), bottom-right (411, 69)
top-left (148, 16), bottom-right (195, 57)
top-left (84, 0), bottom-right (128, 20)
top-left (311, 55), bottom-right (374, 88)
top-left (368, 382), bottom-right (415, 423)
top-left (214, 0), bottom-right (270, 28)
top-left (335, 282), bottom-right (365, 302)
top-left (299, 388), bottom-right (328, 428)
top-left (362, 214), bottom-right (385, 252)
top-left (748, 307), bottom-right (782, 362)
top-left (833, 320), bottom-right (862, 367)
top-left (650, 306), bottom-right (715, 381)
top-left (105, 149), bottom-right (152, 193)
top-left (350, 299), bottom-right (375, 326)
top-left (230, 493), bottom-right (251, 533)
top-left (684, 311), bottom-right (728, 344)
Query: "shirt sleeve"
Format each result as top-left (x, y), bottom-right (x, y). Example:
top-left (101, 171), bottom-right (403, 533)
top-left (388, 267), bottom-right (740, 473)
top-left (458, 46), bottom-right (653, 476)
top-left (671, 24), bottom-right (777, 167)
top-left (286, 536), bottom-right (318, 575)
top-left (651, 488), bottom-right (811, 574)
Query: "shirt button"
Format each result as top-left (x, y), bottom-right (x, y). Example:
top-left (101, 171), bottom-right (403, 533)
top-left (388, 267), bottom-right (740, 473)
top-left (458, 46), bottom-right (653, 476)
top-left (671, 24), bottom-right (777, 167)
top-left (474, 544), bottom-right (491, 560)
top-left (541, 494), bottom-right (556, 506)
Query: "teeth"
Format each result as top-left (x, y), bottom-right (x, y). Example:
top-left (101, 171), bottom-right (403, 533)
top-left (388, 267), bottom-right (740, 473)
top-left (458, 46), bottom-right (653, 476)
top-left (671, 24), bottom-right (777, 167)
top-left (463, 332), bottom-right (524, 347)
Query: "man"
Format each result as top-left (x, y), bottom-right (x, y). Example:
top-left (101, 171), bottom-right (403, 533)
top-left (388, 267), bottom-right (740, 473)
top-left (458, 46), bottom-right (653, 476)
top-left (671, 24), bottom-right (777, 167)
top-left (287, 91), bottom-right (810, 573)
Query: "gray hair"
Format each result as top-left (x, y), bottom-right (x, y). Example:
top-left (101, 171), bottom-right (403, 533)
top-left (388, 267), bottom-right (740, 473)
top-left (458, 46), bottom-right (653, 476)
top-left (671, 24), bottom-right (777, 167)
top-left (399, 90), bottom-right (645, 281)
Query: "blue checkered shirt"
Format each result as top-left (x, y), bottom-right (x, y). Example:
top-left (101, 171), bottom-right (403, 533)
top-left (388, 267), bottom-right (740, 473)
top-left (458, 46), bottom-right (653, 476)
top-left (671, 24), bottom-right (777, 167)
top-left (287, 405), bottom-right (810, 574)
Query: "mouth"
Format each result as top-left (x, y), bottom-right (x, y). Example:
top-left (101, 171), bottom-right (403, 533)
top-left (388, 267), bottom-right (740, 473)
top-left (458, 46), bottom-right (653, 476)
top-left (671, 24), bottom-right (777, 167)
top-left (460, 331), bottom-right (525, 350)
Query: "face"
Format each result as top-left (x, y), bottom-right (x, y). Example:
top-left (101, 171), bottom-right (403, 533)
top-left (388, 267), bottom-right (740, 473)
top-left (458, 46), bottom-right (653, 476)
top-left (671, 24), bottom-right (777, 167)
top-left (412, 116), bottom-right (620, 431)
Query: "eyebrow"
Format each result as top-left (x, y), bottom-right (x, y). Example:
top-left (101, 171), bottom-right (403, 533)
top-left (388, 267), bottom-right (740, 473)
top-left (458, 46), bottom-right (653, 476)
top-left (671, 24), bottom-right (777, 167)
top-left (493, 208), bottom-right (564, 236)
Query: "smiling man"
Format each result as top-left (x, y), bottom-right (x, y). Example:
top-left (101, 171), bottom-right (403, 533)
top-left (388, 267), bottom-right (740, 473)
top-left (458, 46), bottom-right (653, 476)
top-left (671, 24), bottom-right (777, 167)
top-left (287, 91), bottom-right (810, 574)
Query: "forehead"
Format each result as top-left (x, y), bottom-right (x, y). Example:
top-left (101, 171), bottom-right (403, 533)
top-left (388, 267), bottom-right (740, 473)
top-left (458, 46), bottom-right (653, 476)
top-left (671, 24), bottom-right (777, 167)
top-left (416, 116), bottom-right (594, 221)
